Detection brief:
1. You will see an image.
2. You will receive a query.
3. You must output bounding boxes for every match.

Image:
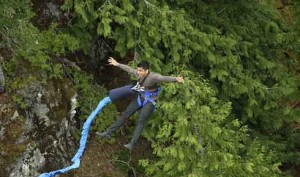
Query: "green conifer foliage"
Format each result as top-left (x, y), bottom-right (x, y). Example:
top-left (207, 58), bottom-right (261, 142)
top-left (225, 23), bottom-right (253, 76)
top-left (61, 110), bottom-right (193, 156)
top-left (2, 0), bottom-right (299, 176)
top-left (62, 0), bottom-right (217, 71)
top-left (142, 72), bottom-right (281, 177)
top-left (62, 0), bottom-right (300, 176)
top-left (178, 0), bottom-right (299, 129)
top-left (62, 0), bottom-right (299, 129)
top-left (0, 0), bottom-right (80, 75)
top-left (0, 0), bottom-right (33, 49)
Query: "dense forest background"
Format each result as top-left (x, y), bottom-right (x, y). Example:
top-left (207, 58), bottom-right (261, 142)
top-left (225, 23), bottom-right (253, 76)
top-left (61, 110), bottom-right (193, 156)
top-left (1, 0), bottom-right (300, 176)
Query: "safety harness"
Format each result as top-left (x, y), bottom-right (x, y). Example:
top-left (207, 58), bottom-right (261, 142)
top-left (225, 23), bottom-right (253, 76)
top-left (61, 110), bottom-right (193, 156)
top-left (137, 87), bottom-right (161, 107)
top-left (131, 72), bottom-right (161, 107)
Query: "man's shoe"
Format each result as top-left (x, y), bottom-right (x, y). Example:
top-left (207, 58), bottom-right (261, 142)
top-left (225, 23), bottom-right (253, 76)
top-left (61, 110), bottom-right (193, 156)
top-left (124, 143), bottom-right (134, 151)
top-left (96, 131), bottom-right (111, 139)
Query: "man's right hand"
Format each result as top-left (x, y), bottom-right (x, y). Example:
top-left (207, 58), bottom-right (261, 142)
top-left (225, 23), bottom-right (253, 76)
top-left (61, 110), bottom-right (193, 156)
top-left (108, 57), bottom-right (119, 66)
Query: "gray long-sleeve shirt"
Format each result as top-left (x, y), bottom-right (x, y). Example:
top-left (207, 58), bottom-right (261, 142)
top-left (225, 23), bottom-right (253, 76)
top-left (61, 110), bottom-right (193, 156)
top-left (117, 63), bottom-right (177, 92)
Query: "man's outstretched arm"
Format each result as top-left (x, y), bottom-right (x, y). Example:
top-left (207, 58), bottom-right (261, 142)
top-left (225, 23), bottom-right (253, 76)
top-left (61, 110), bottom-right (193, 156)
top-left (154, 73), bottom-right (184, 83)
top-left (108, 57), bottom-right (138, 78)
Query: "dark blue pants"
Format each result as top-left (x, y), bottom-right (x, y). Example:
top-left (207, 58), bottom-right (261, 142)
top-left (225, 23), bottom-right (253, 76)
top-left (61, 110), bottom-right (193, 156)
top-left (105, 97), bottom-right (155, 145)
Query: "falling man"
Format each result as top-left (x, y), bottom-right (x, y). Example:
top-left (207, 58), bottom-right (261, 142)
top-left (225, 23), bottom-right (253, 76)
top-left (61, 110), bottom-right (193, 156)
top-left (97, 57), bottom-right (184, 150)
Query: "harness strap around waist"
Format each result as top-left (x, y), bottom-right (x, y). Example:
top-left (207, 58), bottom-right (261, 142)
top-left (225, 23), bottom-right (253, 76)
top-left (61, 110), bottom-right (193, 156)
top-left (137, 87), bottom-right (161, 107)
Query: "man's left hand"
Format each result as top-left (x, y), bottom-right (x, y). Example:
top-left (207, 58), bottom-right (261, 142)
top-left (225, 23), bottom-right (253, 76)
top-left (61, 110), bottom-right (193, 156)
top-left (176, 77), bottom-right (184, 83)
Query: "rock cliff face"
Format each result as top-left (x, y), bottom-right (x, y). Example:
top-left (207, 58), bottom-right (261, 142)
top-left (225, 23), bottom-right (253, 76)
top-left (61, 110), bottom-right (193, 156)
top-left (0, 1), bottom-right (129, 176)
top-left (0, 78), bottom-right (78, 177)
top-left (0, 64), bottom-right (4, 91)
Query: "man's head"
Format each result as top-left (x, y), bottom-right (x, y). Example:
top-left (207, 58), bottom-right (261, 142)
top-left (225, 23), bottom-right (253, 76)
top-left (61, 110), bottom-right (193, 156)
top-left (137, 61), bottom-right (150, 78)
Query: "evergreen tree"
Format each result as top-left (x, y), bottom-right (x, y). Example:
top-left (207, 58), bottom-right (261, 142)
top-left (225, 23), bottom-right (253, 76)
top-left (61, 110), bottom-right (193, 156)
top-left (62, 0), bottom-right (298, 176)
top-left (142, 72), bottom-right (281, 177)
top-left (2, 0), bottom-right (299, 176)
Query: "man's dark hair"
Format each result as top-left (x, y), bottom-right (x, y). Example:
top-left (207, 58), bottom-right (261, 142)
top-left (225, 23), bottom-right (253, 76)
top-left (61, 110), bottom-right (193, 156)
top-left (137, 61), bottom-right (150, 70)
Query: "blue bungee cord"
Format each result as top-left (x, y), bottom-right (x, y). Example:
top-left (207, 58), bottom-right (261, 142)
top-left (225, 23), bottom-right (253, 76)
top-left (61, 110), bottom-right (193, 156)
top-left (39, 96), bottom-right (112, 177)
